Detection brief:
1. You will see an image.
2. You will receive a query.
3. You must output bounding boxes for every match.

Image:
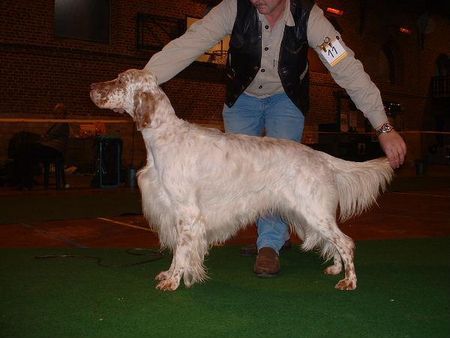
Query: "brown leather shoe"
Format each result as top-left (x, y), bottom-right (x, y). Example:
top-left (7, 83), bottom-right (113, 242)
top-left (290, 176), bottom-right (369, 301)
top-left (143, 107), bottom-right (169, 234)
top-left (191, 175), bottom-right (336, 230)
top-left (254, 247), bottom-right (280, 277)
top-left (240, 240), bottom-right (292, 257)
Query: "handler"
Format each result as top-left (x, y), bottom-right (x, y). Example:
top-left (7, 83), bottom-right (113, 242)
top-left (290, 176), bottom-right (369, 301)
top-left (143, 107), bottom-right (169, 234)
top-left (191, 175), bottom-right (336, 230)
top-left (145, 0), bottom-right (407, 277)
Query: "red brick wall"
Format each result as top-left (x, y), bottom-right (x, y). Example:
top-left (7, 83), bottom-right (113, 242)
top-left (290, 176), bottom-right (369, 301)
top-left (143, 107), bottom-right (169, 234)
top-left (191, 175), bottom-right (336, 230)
top-left (0, 0), bottom-right (214, 116)
top-left (0, 0), bottom-right (220, 167)
top-left (0, 0), bottom-right (448, 168)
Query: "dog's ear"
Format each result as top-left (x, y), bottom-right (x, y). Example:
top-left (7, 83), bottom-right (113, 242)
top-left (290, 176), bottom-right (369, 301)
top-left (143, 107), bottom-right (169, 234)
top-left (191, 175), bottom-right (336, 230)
top-left (133, 91), bottom-right (156, 130)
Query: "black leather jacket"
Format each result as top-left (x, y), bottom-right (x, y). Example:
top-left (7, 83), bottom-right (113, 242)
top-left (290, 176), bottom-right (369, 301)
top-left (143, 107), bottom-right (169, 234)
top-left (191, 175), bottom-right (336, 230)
top-left (225, 0), bottom-right (313, 113)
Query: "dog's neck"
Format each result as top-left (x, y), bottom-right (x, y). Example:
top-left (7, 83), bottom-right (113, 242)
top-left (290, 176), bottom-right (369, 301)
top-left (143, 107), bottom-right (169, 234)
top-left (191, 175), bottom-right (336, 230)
top-left (140, 97), bottom-right (187, 142)
top-left (140, 116), bottom-right (188, 170)
top-left (137, 86), bottom-right (189, 164)
top-left (152, 103), bottom-right (178, 127)
top-left (141, 114), bottom-right (186, 138)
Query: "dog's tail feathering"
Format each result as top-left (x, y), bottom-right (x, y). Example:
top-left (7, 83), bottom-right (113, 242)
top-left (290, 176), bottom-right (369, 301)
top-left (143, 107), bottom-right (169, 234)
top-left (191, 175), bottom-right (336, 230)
top-left (321, 154), bottom-right (394, 222)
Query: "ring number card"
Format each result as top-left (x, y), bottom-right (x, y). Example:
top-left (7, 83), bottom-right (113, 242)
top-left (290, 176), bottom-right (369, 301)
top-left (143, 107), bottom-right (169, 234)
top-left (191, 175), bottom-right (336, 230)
top-left (318, 36), bottom-right (348, 67)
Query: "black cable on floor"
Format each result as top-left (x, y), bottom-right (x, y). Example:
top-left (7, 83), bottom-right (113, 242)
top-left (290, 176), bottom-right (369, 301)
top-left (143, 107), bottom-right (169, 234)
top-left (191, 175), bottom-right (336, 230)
top-left (34, 248), bottom-right (165, 268)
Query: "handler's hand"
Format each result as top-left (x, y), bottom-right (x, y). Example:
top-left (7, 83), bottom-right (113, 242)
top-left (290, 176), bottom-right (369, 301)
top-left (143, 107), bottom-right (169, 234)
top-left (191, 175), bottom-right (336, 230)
top-left (378, 130), bottom-right (407, 169)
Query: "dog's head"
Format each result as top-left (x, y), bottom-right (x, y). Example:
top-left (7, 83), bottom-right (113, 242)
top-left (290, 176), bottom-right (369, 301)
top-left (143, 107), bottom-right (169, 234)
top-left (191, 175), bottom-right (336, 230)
top-left (90, 69), bottom-right (165, 130)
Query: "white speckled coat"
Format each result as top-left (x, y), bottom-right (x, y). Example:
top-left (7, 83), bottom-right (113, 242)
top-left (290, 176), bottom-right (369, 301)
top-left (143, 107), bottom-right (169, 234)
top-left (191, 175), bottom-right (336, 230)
top-left (90, 69), bottom-right (393, 291)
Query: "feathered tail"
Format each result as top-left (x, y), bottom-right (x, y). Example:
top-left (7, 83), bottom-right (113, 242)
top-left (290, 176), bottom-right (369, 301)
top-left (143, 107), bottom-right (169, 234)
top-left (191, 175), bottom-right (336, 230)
top-left (319, 154), bottom-right (394, 222)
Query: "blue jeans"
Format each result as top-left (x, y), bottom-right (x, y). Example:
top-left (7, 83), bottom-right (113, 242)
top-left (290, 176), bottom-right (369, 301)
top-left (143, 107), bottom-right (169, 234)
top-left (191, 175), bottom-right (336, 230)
top-left (222, 93), bottom-right (305, 253)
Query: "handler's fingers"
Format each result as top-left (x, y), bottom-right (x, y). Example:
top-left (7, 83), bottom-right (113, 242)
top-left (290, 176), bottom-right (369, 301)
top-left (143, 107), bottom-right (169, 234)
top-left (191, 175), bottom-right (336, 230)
top-left (386, 144), bottom-right (404, 169)
top-left (400, 141), bottom-right (407, 164)
top-left (387, 151), bottom-right (400, 169)
top-left (379, 131), bottom-right (407, 169)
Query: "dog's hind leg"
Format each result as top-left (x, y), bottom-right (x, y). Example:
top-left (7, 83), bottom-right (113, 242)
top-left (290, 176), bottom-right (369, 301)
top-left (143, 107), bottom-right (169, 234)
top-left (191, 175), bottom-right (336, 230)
top-left (316, 223), bottom-right (356, 290)
top-left (330, 231), bottom-right (356, 290)
top-left (293, 209), bottom-right (357, 290)
top-left (323, 252), bottom-right (343, 275)
top-left (156, 212), bottom-right (208, 291)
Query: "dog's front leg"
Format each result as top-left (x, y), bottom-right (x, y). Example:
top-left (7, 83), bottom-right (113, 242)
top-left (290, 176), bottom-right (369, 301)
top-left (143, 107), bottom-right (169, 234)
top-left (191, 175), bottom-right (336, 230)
top-left (156, 215), bottom-right (208, 291)
top-left (155, 248), bottom-right (177, 282)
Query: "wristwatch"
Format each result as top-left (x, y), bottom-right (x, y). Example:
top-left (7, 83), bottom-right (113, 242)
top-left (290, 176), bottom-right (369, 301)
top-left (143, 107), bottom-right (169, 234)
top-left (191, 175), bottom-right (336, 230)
top-left (376, 122), bottom-right (394, 135)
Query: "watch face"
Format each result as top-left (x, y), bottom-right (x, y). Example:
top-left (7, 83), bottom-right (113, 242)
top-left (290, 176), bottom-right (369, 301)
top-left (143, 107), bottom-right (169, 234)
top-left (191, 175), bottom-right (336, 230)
top-left (383, 124), bottom-right (393, 132)
top-left (378, 123), bottom-right (393, 134)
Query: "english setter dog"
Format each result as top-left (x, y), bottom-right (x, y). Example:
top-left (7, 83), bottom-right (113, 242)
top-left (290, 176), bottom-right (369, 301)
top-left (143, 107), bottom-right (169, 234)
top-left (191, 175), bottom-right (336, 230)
top-left (90, 69), bottom-right (393, 291)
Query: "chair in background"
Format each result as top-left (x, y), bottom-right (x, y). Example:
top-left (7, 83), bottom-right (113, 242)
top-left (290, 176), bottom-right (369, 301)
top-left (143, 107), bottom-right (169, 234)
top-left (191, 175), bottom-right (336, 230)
top-left (42, 155), bottom-right (66, 190)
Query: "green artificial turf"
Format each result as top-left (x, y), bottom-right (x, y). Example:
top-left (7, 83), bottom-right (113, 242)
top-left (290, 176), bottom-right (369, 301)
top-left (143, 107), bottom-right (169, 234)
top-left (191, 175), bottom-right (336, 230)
top-left (1, 238), bottom-right (449, 337)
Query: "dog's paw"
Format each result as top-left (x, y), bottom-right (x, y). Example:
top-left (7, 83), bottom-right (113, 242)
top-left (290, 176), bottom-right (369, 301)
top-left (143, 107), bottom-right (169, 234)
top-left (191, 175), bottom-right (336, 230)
top-left (324, 265), bottom-right (342, 275)
top-left (155, 271), bottom-right (171, 281)
top-left (335, 278), bottom-right (357, 291)
top-left (156, 277), bottom-right (180, 291)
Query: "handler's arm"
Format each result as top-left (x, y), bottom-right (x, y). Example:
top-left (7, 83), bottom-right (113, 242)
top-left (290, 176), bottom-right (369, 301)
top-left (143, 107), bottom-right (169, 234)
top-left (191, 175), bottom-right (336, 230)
top-left (144, 0), bottom-right (236, 84)
top-left (307, 4), bottom-right (406, 168)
